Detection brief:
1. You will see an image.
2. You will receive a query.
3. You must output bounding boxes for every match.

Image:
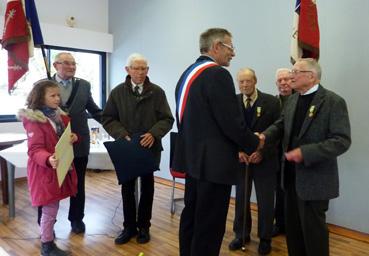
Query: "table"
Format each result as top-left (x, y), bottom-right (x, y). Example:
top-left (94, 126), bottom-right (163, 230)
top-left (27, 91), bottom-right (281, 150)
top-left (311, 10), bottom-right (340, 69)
top-left (0, 133), bottom-right (27, 205)
top-left (0, 140), bottom-right (116, 218)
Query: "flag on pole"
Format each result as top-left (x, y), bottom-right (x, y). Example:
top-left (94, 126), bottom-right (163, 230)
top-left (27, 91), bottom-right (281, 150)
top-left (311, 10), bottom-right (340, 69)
top-left (1, 0), bottom-right (30, 93)
top-left (290, 0), bottom-right (320, 64)
top-left (1, 0), bottom-right (45, 93)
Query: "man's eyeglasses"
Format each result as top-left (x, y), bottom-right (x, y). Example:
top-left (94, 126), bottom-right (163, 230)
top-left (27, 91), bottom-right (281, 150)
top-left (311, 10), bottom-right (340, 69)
top-left (289, 69), bottom-right (312, 75)
top-left (55, 61), bottom-right (77, 66)
top-left (221, 42), bottom-right (235, 52)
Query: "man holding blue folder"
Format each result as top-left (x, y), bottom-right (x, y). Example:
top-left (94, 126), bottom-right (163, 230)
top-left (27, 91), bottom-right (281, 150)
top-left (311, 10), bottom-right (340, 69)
top-left (102, 53), bottom-right (174, 245)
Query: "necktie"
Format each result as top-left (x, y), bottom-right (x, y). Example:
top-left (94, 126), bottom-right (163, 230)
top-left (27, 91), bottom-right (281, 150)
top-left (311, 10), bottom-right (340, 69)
top-left (134, 85), bottom-right (140, 96)
top-left (245, 97), bottom-right (251, 109)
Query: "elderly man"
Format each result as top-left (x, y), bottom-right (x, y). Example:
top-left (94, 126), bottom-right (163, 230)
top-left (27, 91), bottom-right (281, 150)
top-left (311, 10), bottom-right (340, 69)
top-left (46, 52), bottom-right (103, 234)
top-left (102, 53), bottom-right (174, 245)
top-left (172, 28), bottom-right (263, 256)
top-left (262, 58), bottom-right (351, 256)
top-left (229, 68), bottom-right (280, 255)
top-left (272, 68), bottom-right (293, 237)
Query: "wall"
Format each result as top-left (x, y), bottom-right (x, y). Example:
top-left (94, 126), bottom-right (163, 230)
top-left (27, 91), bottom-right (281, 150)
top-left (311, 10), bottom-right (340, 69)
top-left (108, 0), bottom-right (369, 233)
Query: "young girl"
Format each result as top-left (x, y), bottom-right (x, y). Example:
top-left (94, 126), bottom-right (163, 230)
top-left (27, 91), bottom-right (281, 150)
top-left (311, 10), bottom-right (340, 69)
top-left (18, 79), bottom-right (78, 256)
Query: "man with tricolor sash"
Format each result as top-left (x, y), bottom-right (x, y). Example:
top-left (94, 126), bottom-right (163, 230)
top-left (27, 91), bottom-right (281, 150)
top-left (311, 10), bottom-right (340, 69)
top-left (172, 28), bottom-right (264, 256)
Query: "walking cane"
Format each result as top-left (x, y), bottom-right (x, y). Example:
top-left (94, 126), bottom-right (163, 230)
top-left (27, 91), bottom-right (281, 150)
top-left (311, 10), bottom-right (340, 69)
top-left (241, 163), bottom-right (250, 252)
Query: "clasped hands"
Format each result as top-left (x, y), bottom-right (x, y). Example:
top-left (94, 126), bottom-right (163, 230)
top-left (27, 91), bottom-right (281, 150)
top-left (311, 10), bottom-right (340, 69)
top-left (238, 132), bottom-right (265, 164)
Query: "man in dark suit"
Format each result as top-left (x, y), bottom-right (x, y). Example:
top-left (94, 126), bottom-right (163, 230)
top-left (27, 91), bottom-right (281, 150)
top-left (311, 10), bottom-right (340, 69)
top-left (272, 68), bottom-right (293, 237)
top-left (262, 58), bottom-right (351, 256)
top-left (102, 53), bottom-right (174, 245)
top-left (229, 68), bottom-right (280, 255)
top-left (52, 52), bottom-right (102, 233)
top-left (173, 28), bottom-right (263, 256)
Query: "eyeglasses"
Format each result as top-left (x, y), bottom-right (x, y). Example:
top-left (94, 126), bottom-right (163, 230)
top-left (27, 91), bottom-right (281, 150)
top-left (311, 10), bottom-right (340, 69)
top-left (55, 61), bottom-right (77, 66)
top-left (221, 42), bottom-right (235, 52)
top-left (289, 69), bottom-right (312, 75)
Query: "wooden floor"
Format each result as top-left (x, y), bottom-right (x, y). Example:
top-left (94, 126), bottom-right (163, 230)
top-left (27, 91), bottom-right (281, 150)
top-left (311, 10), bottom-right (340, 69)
top-left (0, 170), bottom-right (368, 256)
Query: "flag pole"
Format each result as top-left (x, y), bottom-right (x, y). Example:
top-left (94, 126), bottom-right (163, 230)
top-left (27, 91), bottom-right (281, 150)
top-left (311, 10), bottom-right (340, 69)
top-left (40, 45), bottom-right (51, 79)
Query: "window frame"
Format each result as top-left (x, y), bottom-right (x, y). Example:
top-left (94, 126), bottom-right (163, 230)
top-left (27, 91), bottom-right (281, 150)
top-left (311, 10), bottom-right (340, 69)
top-left (0, 45), bottom-right (107, 122)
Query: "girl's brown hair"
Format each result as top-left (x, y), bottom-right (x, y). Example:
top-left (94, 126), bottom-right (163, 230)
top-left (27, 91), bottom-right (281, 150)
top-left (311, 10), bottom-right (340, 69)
top-left (26, 79), bottom-right (60, 110)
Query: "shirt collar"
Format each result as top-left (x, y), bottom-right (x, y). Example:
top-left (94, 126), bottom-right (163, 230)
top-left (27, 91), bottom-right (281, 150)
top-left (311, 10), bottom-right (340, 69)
top-left (56, 75), bottom-right (72, 86)
top-left (243, 89), bottom-right (258, 105)
top-left (302, 84), bottom-right (319, 95)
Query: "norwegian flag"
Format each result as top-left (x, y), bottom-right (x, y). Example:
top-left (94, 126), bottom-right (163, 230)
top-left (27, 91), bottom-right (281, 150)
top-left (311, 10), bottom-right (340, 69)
top-left (290, 0), bottom-right (320, 64)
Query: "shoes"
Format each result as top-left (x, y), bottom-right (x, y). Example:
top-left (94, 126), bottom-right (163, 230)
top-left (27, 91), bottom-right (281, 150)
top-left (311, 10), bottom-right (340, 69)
top-left (258, 239), bottom-right (272, 255)
top-left (136, 228), bottom-right (150, 244)
top-left (41, 241), bottom-right (71, 256)
top-left (228, 236), bottom-right (250, 251)
top-left (271, 225), bottom-right (285, 237)
top-left (71, 220), bottom-right (86, 234)
top-left (115, 228), bottom-right (138, 244)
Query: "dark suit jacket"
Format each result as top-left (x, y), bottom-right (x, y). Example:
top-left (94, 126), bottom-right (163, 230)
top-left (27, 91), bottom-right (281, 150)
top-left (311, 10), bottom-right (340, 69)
top-left (173, 55), bottom-right (259, 185)
top-left (237, 90), bottom-right (280, 174)
top-left (53, 75), bottom-right (103, 157)
top-left (264, 85), bottom-right (351, 200)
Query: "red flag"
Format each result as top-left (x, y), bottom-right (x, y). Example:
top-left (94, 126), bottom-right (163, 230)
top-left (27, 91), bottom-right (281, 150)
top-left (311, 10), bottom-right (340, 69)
top-left (1, 0), bottom-right (30, 93)
top-left (290, 0), bottom-right (320, 64)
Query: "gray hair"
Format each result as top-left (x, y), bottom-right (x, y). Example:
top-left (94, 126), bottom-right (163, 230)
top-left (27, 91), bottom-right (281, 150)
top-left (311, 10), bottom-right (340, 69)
top-left (237, 67), bottom-right (257, 83)
top-left (53, 52), bottom-right (74, 63)
top-left (275, 68), bottom-right (291, 79)
top-left (199, 28), bottom-right (232, 54)
top-left (297, 58), bottom-right (322, 80)
top-left (126, 53), bottom-right (148, 67)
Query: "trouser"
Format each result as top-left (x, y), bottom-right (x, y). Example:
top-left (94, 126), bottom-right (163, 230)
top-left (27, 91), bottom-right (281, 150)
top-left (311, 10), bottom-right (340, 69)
top-left (68, 156), bottom-right (88, 222)
top-left (122, 173), bottom-right (154, 230)
top-left (274, 170), bottom-right (285, 229)
top-left (40, 201), bottom-right (59, 243)
top-left (233, 167), bottom-right (276, 240)
top-left (179, 175), bottom-right (231, 256)
top-left (285, 182), bottom-right (329, 256)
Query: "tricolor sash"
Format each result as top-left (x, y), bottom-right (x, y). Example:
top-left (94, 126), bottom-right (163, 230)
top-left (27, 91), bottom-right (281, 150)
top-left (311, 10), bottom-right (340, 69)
top-left (177, 60), bottom-right (218, 124)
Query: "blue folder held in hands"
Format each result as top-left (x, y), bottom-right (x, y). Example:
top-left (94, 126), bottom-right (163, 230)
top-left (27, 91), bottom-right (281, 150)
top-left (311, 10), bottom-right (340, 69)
top-left (103, 134), bottom-right (159, 184)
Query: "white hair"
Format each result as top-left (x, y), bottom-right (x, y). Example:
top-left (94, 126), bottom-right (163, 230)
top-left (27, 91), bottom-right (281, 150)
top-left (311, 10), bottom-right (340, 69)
top-left (275, 68), bottom-right (291, 79)
top-left (126, 53), bottom-right (148, 67)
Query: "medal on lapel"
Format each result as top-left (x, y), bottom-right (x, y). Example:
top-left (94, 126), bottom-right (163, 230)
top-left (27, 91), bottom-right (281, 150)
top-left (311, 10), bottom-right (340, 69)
top-left (256, 107), bottom-right (262, 117)
top-left (309, 105), bottom-right (316, 118)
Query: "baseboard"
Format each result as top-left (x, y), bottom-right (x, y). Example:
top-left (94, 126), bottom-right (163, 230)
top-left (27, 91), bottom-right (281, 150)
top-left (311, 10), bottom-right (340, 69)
top-left (154, 176), bottom-right (369, 243)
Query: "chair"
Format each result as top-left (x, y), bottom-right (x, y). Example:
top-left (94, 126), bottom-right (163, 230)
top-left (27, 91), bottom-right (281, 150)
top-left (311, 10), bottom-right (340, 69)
top-left (169, 132), bottom-right (186, 214)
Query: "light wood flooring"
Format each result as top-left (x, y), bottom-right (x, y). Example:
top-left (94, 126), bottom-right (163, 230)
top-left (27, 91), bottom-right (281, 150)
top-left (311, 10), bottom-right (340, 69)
top-left (0, 170), bottom-right (368, 256)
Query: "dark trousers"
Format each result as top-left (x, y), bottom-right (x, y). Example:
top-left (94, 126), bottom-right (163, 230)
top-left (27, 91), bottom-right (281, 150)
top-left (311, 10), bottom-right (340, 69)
top-left (38, 156), bottom-right (88, 224)
top-left (274, 170), bottom-right (285, 230)
top-left (285, 182), bottom-right (329, 256)
top-left (121, 173), bottom-right (154, 230)
top-left (68, 156), bottom-right (88, 222)
top-left (179, 175), bottom-right (232, 256)
top-left (233, 167), bottom-right (276, 240)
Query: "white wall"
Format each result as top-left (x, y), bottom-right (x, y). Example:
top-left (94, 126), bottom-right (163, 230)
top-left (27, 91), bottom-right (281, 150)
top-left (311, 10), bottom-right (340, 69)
top-left (108, 0), bottom-right (369, 233)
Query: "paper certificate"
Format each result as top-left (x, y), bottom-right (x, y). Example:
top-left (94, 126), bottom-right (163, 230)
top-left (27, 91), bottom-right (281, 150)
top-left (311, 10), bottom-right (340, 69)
top-left (55, 122), bottom-right (74, 187)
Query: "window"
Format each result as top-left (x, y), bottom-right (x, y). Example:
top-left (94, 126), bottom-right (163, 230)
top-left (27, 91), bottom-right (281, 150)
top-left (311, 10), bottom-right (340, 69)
top-left (0, 46), bottom-right (106, 122)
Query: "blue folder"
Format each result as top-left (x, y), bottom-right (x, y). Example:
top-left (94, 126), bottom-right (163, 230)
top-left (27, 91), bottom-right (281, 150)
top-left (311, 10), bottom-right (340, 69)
top-left (103, 134), bottom-right (159, 184)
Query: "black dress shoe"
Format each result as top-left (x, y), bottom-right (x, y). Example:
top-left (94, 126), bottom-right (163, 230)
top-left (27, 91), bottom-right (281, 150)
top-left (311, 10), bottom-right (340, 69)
top-left (258, 239), bottom-right (272, 255)
top-left (136, 228), bottom-right (150, 244)
top-left (228, 236), bottom-right (250, 251)
top-left (115, 228), bottom-right (138, 244)
top-left (71, 220), bottom-right (86, 234)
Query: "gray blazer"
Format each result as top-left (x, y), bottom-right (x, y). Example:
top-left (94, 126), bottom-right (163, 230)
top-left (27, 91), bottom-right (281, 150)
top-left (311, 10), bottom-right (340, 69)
top-left (264, 85), bottom-right (351, 200)
top-left (54, 75), bottom-right (103, 157)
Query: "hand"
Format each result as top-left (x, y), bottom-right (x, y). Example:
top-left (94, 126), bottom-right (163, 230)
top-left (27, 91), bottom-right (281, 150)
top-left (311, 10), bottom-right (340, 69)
top-left (238, 151), bottom-right (249, 164)
top-left (70, 133), bottom-right (78, 144)
top-left (140, 133), bottom-right (155, 148)
top-left (48, 154), bottom-right (58, 169)
top-left (124, 135), bottom-right (131, 141)
top-left (255, 132), bottom-right (265, 151)
top-left (285, 148), bottom-right (303, 163)
top-left (249, 151), bottom-right (263, 164)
